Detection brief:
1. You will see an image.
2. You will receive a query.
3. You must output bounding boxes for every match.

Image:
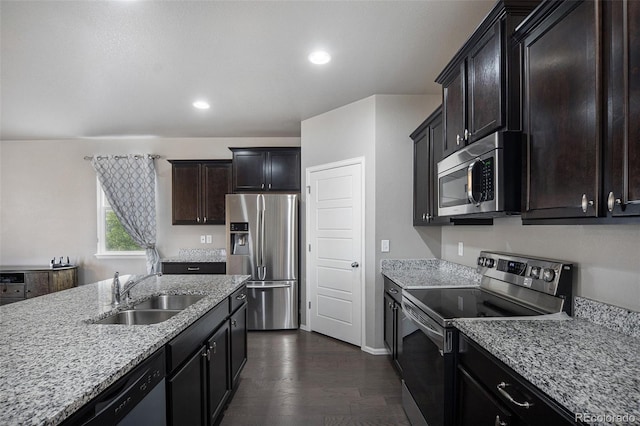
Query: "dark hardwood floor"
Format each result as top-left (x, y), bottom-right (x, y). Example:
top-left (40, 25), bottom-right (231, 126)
top-left (219, 330), bottom-right (409, 426)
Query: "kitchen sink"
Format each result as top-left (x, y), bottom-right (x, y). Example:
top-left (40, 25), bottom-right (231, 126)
top-left (93, 309), bottom-right (181, 325)
top-left (133, 294), bottom-right (205, 310)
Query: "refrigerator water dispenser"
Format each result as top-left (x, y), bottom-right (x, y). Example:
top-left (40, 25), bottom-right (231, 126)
top-left (230, 222), bottom-right (249, 255)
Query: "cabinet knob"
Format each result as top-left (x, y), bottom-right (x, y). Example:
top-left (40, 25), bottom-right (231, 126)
top-left (203, 217), bottom-right (207, 223)
top-left (232, 319), bottom-right (238, 327)
top-left (456, 134), bottom-right (462, 146)
top-left (494, 415), bottom-right (507, 426)
top-left (422, 213), bottom-right (426, 221)
top-left (268, 183), bottom-right (272, 190)
top-left (581, 194), bottom-right (594, 213)
top-left (261, 183), bottom-right (265, 189)
top-left (196, 217), bottom-right (201, 223)
top-left (607, 191), bottom-right (622, 212)
top-left (464, 128), bottom-right (470, 141)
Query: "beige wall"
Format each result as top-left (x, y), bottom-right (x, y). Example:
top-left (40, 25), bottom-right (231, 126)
top-left (0, 137), bottom-right (299, 285)
top-left (441, 217), bottom-right (640, 311)
top-left (301, 94), bottom-right (441, 351)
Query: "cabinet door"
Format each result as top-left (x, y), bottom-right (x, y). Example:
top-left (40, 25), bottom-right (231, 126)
top-left (413, 128), bottom-right (431, 225)
top-left (522, 0), bottom-right (601, 220)
top-left (168, 347), bottom-right (206, 426)
top-left (172, 162), bottom-right (201, 224)
top-left (267, 150), bottom-right (300, 191)
top-left (456, 367), bottom-right (514, 426)
top-left (207, 324), bottom-right (230, 424)
top-left (229, 303), bottom-right (247, 388)
top-left (232, 151), bottom-right (266, 191)
top-left (383, 293), bottom-right (395, 354)
top-left (202, 162), bottom-right (232, 224)
top-left (25, 272), bottom-right (49, 298)
top-left (468, 20), bottom-right (503, 142)
top-left (608, 0), bottom-right (640, 217)
top-left (51, 268), bottom-right (77, 292)
top-left (442, 63), bottom-right (466, 159)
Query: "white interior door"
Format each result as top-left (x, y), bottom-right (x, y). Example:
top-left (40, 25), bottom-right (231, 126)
top-left (306, 159), bottom-right (363, 347)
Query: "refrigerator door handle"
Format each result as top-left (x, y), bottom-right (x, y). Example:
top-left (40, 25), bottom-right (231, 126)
top-left (257, 194), bottom-right (267, 280)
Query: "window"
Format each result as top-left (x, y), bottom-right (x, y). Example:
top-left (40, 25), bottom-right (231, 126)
top-left (96, 180), bottom-right (144, 257)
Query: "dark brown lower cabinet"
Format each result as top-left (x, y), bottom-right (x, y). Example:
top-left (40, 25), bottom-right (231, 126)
top-left (166, 286), bottom-right (247, 426)
top-left (230, 303), bottom-right (247, 388)
top-left (456, 334), bottom-right (576, 425)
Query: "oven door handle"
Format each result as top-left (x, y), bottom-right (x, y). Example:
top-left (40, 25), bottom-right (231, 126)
top-left (402, 301), bottom-right (445, 353)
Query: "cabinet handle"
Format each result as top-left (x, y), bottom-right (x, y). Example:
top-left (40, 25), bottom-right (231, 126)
top-left (232, 319), bottom-right (237, 327)
top-left (456, 134), bottom-right (462, 146)
top-left (497, 382), bottom-right (533, 409)
top-left (196, 217), bottom-right (201, 223)
top-left (464, 128), bottom-right (470, 141)
top-left (203, 217), bottom-right (207, 223)
top-left (202, 349), bottom-right (210, 361)
top-left (210, 342), bottom-right (217, 354)
top-left (389, 288), bottom-right (398, 294)
top-left (607, 191), bottom-right (622, 212)
top-left (426, 213), bottom-right (432, 222)
top-left (581, 194), bottom-right (594, 213)
top-left (187, 267), bottom-right (200, 271)
top-left (261, 183), bottom-right (265, 189)
top-left (235, 293), bottom-right (247, 300)
top-left (494, 415), bottom-right (508, 426)
top-left (268, 183), bottom-right (272, 190)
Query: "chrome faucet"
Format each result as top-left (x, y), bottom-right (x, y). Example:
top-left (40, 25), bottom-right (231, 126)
top-left (111, 271), bottom-right (162, 306)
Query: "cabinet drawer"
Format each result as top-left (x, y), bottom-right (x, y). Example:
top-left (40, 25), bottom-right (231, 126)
top-left (166, 300), bottom-right (230, 373)
top-left (162, 262), bottom-right (226, 275)
top-left (383, 277), bottom-right (402, 304)
top-left (229, 285), bottom-right (247, 313)
top-left (458, 334), bottom-right (574, 424)
top-left (1, 283), bottom-right (25, 299)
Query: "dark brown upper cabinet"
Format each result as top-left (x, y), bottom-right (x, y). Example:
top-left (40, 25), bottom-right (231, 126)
top-left (169, 160), bottom-right (232, 225)
top-left (436, 1), bottom-right (540, 159)
top-left (606, 0), bottom-right (640, 218)
top-left (516, 0), bottom-right (639, 223)
top-left (518, 0), bottom-right (601, 221)
top-left (412, 107), bottom-right (448, 226)
top-left (230, 147), bottom-right (300, 192)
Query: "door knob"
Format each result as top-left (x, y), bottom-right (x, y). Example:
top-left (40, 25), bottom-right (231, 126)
top-left (351, 262), bottom-right (359, 268)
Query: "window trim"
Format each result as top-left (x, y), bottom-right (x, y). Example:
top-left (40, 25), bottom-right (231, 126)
top-left (95, 179), bottom-right (145, 258)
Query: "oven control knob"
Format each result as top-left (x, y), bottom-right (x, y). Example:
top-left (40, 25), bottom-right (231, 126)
top-left (542, 268), bottom-right (555, 282)
top-left (530, 266), bottom-right (541, 279)
top-left (477, 257), bottom-right (485, 266)
top-left (485, 258), bottom-right (495, 268)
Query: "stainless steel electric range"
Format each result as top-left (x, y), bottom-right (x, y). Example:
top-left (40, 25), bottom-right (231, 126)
top-left (400, 251), bottom-right (574, 426)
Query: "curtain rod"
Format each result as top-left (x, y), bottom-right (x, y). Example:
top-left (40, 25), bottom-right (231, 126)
top-left (83, 154), bottom-right (161, 161)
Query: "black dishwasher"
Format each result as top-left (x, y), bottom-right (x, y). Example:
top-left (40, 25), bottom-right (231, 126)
top-left (63, 347), bottom-right (166, 426)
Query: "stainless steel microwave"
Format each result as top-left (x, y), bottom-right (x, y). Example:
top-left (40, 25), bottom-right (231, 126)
top-left (436, 131), bottom-right (522, 217)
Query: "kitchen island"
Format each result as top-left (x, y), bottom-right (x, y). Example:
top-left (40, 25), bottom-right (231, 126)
top-left (0, 273), bottom-right (249, 425)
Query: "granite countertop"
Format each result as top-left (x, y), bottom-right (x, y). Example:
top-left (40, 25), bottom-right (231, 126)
top-left (162, 247), bottom-right (227, 263)
top-left (0, 273), bottom-right (250, 425)
top-left (454, 298), bottom-right (640, 425)
top-left (381, 258), bottom-right (481, 288)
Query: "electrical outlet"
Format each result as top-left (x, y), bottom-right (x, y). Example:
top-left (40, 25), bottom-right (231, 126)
top-left (206, 235), bottom-right (212, 244)
top-left (458, 242), bottom-right (464, 256)
top-left (381, 240), bottom-right (390, 253)
top-left (200, 235), bottom-right (206, 244)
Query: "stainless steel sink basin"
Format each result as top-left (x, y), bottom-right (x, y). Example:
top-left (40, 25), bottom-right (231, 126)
top-left (133, 294), bottom-right (205, 310)
top-left (94, 309), bottom-right (181, 325)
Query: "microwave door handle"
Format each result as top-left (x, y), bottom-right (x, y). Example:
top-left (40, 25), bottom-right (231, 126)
top-left (467, 160), bottom-right (481, 206)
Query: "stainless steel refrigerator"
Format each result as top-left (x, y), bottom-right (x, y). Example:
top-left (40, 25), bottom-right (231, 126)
top-left (225, 193), bottom-right (298, 330)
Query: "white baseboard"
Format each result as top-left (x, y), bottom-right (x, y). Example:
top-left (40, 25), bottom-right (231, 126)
top-left (299, 323), bottom-right (310, 332)
top-left (362, 345), bottom-right (390, 356)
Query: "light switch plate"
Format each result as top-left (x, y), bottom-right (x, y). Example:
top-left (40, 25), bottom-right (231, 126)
top-left (200, 235), bottom-right (206, 244)
top-left (381, 240), bottom-right (390, 253)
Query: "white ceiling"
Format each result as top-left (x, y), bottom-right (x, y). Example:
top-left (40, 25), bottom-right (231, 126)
top-left (0, 0), bottom-right (495, 141)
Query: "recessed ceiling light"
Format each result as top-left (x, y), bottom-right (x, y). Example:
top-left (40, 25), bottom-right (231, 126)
top-left (308, 50), bottom-right (331, 65)
top-left (193, 101), bottom-right (210, 110)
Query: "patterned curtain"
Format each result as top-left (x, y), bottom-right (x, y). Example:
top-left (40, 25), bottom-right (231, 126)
top-left (91, 155), bottom-right (159, 273)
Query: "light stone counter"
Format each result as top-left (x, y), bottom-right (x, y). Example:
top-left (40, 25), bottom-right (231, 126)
top-left (381, 258), bottom-right (481, 288)
top-left (454, 298), bottom-right (640, 425)
top-left (0, 273), bottom-right (249, 425)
